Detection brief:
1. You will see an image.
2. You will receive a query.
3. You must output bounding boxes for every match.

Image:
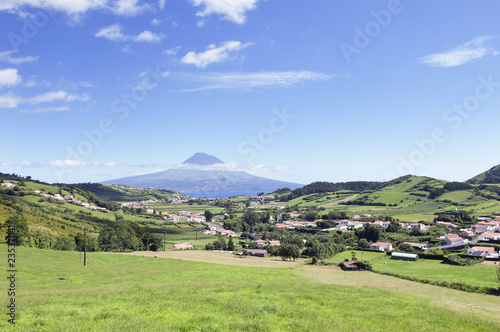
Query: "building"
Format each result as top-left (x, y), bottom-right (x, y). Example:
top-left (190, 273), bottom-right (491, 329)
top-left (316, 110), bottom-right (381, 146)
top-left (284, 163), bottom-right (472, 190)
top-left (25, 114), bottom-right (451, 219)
top-left (478, 232), bottom-right (500, 241)
top-left (403, 242), bottom-right (429, 251)
top-left (245, 249), bottom-right (268, 257)
top-left (170, 242), bottom-right (193, 250)
top-left (444, 234), bottom-right (465, 245)
top-left (340, 260), bottom-right (359, 271)
top-left (466, 246), bottom-right (496, 256)
top-left (370, 242), bottom-right (393, 251)
top-left (391, 252), bottom-right (419, 261)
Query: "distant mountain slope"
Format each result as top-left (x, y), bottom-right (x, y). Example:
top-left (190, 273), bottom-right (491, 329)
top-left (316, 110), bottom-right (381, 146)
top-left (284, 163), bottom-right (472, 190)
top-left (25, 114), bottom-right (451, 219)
top-left (467, 164), bottom-right (500, 184)
top-left (102, 169), bottom-right (303, 194)
top-left (182, 152), bottom-right (223, 165)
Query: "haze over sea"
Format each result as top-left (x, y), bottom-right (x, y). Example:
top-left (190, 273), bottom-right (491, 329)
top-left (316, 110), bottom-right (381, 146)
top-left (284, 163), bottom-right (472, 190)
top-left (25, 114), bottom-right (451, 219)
top-left (182, 191), bottom-right (263, 198)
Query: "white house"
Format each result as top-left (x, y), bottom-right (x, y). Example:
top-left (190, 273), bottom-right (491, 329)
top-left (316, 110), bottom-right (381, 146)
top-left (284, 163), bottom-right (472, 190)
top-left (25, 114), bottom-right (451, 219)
top-left (444, 234), bottom-right (465, 245)
top-left (370, 242), bottom-right (393, 251)
top-left (477, 232), bottom-right (500, 241)
top-left (336, 224), bottom-right (348, 231)
top-left (466, 246), bottom-right (496, 257)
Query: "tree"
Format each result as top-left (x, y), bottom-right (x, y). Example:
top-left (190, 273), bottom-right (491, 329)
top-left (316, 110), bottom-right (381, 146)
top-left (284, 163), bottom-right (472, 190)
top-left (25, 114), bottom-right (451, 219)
top-left (204, 210), bottom-right (213, 223)
top-left (278, 243), bottom-right (300, 261)
top-left (278, 235), bottom-right (303, 261)
top-left (75, 232), bottom-right (98, 252)
top-left (227, 237), bottom-right (234, 251)
top-left (243, 209), bottom-right (259, 233)
top-left (29, 225), bottom-right (55, 249)
top-left (358, 238), bottom-right (370, 249)
top-left (386, 221), bottom-right (402, 233)
top-left (357, 225), bottom-right (380, 242)
top-left (398, 243), bottom-right (416, 253)
top-left (98, 222), bottom-right (140, 252)
top-left (53, 236), bottom-right (76, 251)
top-left (213, 236), bottom-right (226, 250)
top-left (149, 235), bottom-right (163, 251)
top-left (2, 214), bottom-right (30, 246)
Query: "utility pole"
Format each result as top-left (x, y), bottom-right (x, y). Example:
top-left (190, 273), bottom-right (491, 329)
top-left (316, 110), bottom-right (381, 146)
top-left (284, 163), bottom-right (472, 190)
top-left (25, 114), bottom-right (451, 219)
top-left (84, 227), bottom-right (87, 266)
top-left (163, 231), bottom-right (166, 251)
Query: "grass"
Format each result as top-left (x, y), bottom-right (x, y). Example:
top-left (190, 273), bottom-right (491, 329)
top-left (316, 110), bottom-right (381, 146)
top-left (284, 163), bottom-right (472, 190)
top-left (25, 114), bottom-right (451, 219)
top-left (1, 245), bottom-right (499, 331)
top-left (440, 190), bottom-right (475, 203)
top-left (328, 250), bottom-right (499, 288)
top-left (370, 256), bottom-right (499, 288)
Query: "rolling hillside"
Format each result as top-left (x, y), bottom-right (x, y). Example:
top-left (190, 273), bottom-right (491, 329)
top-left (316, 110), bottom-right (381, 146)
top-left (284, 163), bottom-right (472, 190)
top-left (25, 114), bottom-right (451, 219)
top-left (468, 164), bottom-right (500, 184)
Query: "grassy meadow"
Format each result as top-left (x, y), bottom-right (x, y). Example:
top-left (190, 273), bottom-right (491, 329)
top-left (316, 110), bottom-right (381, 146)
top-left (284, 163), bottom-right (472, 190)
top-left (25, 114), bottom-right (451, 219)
top-left (327, 250), bottom-right (499, 288)
top-left (1, 245), bottom-right (499, 331)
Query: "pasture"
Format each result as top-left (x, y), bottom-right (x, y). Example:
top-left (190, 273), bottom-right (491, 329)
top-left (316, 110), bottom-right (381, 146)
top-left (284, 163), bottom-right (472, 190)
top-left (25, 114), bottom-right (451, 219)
top-left (1, 245), bottom-right (499, 331)
top-left (328, 250), bottom-right (499, 288)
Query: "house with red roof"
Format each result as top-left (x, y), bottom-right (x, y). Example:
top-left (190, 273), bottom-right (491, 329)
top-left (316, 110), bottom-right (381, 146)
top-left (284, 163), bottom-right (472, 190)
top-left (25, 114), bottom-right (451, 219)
top-left (444, 233), bottom-right (465, 245)
top-left (466, 246), bottom-right (496, 256)
top-left (478, 232), bottom-right (500, 241)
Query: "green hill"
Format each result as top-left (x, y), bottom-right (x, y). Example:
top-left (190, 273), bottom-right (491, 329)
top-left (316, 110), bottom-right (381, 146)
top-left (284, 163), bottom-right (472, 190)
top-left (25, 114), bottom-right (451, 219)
top-left (467, 164), bottom-right (500, 184)
top-left (282, 175), bottom-right (500, 222)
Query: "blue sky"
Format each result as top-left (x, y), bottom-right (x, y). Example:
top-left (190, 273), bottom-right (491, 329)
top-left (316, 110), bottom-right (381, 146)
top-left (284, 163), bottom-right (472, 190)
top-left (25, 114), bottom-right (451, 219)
top-left (1, 0), bottom-right (500, 185)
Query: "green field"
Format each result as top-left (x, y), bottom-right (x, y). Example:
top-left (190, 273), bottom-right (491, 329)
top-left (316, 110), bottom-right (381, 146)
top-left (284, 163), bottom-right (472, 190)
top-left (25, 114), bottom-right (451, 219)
top-left (328, 250), bottom-right (499, 288)
top-left (1, 245), bottom-right (499, 331)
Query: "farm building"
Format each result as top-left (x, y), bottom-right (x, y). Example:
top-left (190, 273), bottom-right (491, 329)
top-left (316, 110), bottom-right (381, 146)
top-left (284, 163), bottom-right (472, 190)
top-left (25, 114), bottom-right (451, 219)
top-left (245, 249), bottom-right (268, 257)
top-left (340, 260), bottom-right (359, 271)
top-left (170, 242), bottom-right (193, 250)
top-left (391, 252), bottom-right (419, 261)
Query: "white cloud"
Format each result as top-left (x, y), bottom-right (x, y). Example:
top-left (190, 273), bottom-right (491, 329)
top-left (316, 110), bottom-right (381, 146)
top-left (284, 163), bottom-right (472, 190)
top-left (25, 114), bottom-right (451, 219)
top-left (181, 40), bottom-right (253, 68)
top-left (49, 159), bottom-right (90, 168)
top-left (20, 105), bottom-right (70, 114)
top-left (28, 90), bottom-right (68, 104)
top-left (163, 46), bottom-right (181, 56)
top-left (0, 68), bottom-right (22, 87)
top-left (189, 0), bottom-right (258, 24)
top-left (158, 0), bottom-right (166, 10)
top-left (0, 90), bottom-right (91, 109)
top-left (150, 18), bottom-right (161, 26)
top-left (0, 50), bottom-right (38, 64)
top-left (95, 23), bottom-right (129, 41)
top-left (67, 93), bottom-right (90, 102)
top-left (171, 70), bottom-right (334, 92)
top-left (420, 36), bottom-right (497, 67)
top-left (133, 30), bottom-right (166, 43)
top-left (96, 24), bottom-right (165, 43)
top-left (112, 0), bottom-right (150, 16)
top-left (0, 0), bottom-right (108, 15)
top-left (0, 0), bottom-right (150, 17)
top-left (0, 92), bottom-right (22, 108)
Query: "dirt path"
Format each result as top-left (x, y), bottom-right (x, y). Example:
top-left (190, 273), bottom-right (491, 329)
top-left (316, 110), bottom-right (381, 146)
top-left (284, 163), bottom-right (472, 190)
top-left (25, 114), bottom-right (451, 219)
top-left (124, 250), bottom-right (500, 324)
top-left (122, 250), bottom-right (304, 268)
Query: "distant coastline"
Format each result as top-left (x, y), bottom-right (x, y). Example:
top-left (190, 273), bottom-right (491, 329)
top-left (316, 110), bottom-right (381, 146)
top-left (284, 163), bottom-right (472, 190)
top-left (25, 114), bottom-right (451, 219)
top-left (182, 190), bottom-right (264, 198)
